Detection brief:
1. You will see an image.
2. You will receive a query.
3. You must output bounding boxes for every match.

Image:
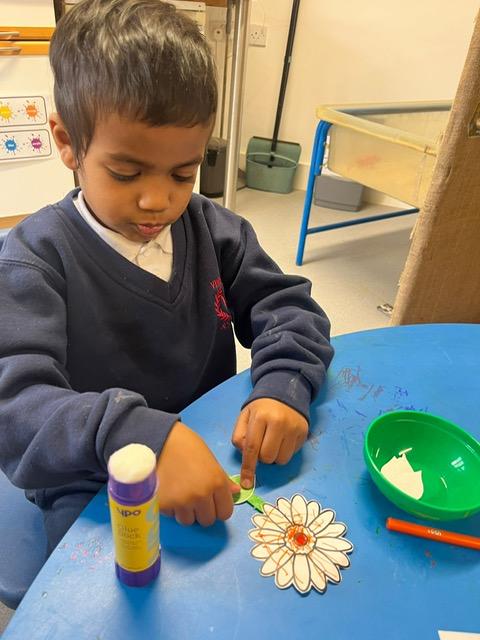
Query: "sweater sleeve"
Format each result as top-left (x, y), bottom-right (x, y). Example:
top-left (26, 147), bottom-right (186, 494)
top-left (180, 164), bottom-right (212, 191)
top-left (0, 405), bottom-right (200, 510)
top-left (218, 215), bottom-right (334, 422)
top-left (0, 259), bottom-right (178, 490)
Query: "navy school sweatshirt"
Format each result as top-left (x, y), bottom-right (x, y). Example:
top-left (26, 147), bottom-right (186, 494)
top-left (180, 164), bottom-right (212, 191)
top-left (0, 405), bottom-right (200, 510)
top-left (0, 190), bottom-right (333, 496)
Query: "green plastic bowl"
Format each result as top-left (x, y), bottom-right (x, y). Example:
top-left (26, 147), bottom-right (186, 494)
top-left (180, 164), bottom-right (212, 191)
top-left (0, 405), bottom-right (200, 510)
top-left (364, 410), bottom-right (480, 521)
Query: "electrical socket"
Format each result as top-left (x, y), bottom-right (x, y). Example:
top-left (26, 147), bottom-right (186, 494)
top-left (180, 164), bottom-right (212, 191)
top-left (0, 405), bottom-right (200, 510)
top-left (249, 24), bottom-right (267, 47)
top-left (210, 21), bottom-right (226, 42)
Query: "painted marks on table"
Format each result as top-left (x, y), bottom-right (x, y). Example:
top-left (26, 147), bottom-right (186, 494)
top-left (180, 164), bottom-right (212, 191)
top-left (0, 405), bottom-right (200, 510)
top-left (58, 537), bottom-right (113, 571)
top-left (327, 365), bottom-right (429, 424)
top-left (424, 549), bottom-right (437, 569)
top-left (333, 366), bottom-right (386, 403)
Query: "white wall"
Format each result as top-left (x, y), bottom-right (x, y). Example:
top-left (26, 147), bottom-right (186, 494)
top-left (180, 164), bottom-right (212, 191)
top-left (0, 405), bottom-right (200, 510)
top-left (210, 0), bottom-right (478, 198)
top-left (1, 0), bottom-right (56, 25)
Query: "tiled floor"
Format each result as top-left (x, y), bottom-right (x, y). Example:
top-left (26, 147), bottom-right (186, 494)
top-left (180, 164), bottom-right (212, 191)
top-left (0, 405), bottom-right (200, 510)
top-left (0, 189), bottom-right (416, 634)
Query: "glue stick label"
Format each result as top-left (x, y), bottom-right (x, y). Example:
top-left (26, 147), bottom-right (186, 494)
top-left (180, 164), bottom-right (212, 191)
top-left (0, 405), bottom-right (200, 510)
top-left (108, 494), bottom-right (159, 573)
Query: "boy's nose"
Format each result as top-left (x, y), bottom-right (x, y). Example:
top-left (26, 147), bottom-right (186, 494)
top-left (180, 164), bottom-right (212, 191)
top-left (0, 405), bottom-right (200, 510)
top-left (137, 178), bottom-right (171, 212)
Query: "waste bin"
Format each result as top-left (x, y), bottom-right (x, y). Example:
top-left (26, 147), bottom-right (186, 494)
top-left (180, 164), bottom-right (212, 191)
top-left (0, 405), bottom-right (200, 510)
top-left (200, 137), bottom-right (227, 198)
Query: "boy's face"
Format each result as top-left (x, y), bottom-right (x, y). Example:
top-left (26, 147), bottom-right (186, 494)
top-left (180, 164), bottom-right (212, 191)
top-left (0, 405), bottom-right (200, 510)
top-left (51, 113), bottom-right (212, 242)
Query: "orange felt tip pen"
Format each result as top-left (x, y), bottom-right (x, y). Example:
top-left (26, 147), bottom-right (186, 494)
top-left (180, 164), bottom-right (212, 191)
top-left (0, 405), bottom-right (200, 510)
top-left (386, 517), bottom-right (480, 550)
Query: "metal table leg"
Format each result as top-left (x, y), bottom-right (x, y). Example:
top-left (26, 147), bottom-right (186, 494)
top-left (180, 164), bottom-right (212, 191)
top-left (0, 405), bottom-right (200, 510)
top-left (296, 120), bottom-right (331, 265)
top-left (296, 120), bottom-right (419, 266)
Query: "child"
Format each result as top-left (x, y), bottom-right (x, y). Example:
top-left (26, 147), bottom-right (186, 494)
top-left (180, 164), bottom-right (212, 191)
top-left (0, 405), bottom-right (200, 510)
top-left (0, 0), bottom-right (333, 554)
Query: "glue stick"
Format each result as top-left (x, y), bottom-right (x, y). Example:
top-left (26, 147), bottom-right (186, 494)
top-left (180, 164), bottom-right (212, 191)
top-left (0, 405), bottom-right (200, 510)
top-left (107, 443), bottom-right (160, 587)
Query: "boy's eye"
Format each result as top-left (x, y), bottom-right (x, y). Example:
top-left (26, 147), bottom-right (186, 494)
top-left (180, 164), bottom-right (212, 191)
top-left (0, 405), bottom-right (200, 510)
top-left (108, 169), bottom-right (140, 182)
top-left (173, 174), bottom-right (195, 183)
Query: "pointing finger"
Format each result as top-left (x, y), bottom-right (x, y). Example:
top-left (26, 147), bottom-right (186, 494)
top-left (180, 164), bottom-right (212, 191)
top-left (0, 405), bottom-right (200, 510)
top-left (240, 417), bottom-right (266, 489)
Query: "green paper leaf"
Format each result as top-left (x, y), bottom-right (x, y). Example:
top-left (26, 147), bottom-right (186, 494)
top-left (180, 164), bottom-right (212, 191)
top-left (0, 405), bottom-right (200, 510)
top-left (229, 474), bottom-right (264, 511)
top-left (230, 474), bottom-right (255, 504)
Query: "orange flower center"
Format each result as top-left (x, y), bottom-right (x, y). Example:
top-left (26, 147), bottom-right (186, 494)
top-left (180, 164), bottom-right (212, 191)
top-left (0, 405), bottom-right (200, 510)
top-left (287, 525), bottom-right (311, 547)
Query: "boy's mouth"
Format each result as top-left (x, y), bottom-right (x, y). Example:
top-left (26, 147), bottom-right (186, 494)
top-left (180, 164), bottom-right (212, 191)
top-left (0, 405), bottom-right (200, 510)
top-left (135, 223), bottom-right (164, 238)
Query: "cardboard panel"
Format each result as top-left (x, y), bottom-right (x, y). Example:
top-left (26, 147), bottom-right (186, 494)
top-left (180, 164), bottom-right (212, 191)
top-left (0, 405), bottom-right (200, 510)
top-left (392, 13), bottom-right (480, 324)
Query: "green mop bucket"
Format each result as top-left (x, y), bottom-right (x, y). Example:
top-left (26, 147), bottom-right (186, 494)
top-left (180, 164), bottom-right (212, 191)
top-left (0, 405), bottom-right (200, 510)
top-left (246, 137), bottom-right (301, 194)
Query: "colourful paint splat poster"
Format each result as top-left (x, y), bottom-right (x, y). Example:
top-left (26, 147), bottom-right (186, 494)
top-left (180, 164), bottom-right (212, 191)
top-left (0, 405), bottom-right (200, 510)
top-left (0, 96), bottom-right (53, 162)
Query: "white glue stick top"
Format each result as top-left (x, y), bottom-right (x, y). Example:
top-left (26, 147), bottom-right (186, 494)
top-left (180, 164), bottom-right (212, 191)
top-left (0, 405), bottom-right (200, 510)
top-left (108, 443), bottom-right (157, 484)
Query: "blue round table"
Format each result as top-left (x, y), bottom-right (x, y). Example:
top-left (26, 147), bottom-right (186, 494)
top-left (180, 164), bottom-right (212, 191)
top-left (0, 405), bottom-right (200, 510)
top-left (3, 324), bottom-right (480, 639)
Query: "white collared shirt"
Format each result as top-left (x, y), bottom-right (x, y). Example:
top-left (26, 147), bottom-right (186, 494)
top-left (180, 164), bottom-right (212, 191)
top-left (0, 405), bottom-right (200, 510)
top-left (73, 191), bottom-right (173, 282)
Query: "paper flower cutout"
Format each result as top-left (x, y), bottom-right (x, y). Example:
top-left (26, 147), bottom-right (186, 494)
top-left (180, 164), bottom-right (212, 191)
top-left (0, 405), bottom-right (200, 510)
top-left (249, 494), bottom-right (353, 594)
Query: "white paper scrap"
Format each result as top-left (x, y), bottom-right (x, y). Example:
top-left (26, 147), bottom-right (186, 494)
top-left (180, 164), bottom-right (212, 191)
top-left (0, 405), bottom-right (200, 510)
top-left (438, 632), bottom-right (480, 640)
top-left (381, 452), bottom-right (424, 499)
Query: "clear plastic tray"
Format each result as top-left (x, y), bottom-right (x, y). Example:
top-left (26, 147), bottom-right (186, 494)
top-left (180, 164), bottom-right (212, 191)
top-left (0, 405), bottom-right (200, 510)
top-left (318, 102), bottom-right (451, 206)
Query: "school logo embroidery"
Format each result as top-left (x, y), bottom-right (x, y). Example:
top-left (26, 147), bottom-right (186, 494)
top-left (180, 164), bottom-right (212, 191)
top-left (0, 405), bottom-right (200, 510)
top-left (210, 277), bottom-right (232, 329)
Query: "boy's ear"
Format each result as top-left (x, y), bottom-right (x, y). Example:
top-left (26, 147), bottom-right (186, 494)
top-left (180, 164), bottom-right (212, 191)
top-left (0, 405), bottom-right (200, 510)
top-left (49, 113), bottom-right (78, 171)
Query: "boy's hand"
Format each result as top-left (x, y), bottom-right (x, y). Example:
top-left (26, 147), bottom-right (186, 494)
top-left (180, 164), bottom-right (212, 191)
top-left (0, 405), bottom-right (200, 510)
top-left (157, 422), bottom-right (239, 527)
top-left (231, 399), bottom-right (308, 489)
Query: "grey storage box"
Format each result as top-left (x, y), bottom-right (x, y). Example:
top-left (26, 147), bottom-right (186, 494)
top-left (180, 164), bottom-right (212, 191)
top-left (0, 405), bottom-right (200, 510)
top-left (200, 137), bottom-right (227, 198)
top-left (313, 174), bottom-right (364, 211)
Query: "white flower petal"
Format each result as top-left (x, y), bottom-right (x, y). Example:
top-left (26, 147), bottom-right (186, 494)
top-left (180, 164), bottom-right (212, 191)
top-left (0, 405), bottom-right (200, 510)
top-left (249, 528), bottom-right (285, 545)
top-left (276, 497), bottom-right (292, 519)
top-left (322, 523), bottom-right (346, 537)
top-left (260, 545), bottom-right (293, 576)
top-left (322, 550), bottom-right (351, 568)
top-left (274, 556), bottom-right (295, 589)
top-left (316, 537), bottom-right (353, 552)
top-left (309, 559), bottom-right (327, 593)
top-left (309, 509), bottom-right (335, 534)
top-left (263, 503), bottom-right (292, 529)
top-left (293, 553), bottom-right (311, 593)
top-left (310, 548), bottom-right (341, 583)
top-left (252, 513), bottom-right (284, 531)
top-left (306, 500), bottom-right (320, 526)
top-left (251, 543), bottom-right (276, 560)
top-left (252, 514), bottom-right (269, 528)
top-left (290, 494), bottom-right (308, 526)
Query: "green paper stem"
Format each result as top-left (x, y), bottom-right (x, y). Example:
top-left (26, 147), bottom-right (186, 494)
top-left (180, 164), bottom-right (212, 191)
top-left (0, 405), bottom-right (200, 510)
top-left (247, 494), bottom-right (265, 512)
